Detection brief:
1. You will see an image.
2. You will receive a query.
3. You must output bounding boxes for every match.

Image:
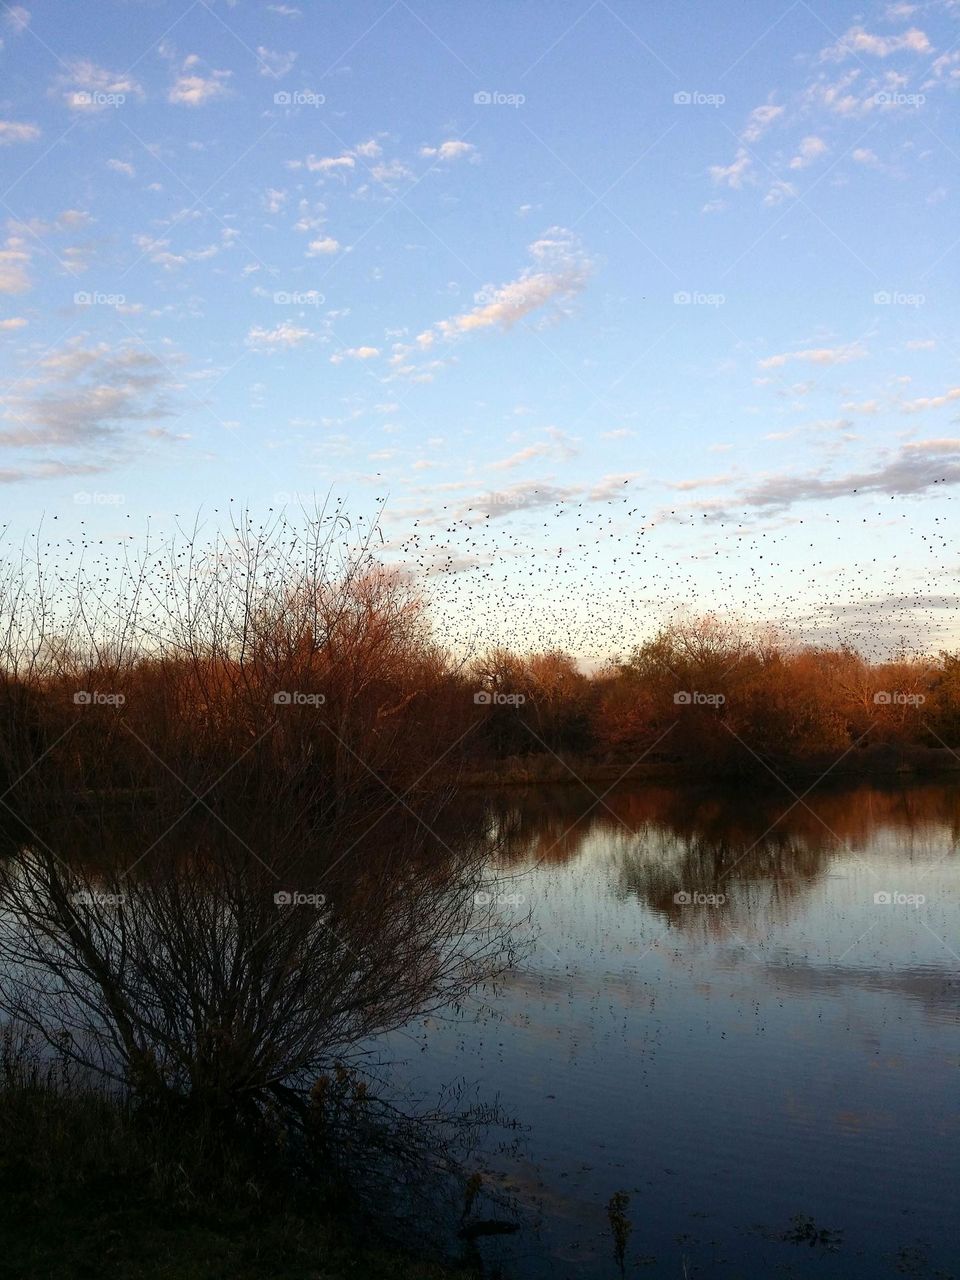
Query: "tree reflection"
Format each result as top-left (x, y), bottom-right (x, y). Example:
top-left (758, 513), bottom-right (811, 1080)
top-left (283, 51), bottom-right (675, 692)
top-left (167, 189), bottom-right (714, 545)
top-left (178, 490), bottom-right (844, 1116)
top-left (480, 780), bottom-right (960, 934)
top-left (0, 805), bottom-right (519, 1122)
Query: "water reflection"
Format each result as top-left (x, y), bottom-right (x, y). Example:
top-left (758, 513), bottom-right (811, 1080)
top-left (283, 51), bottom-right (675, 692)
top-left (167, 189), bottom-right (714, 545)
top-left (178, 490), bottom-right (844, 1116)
top-left (390, 780), bottom-right (960, 1279)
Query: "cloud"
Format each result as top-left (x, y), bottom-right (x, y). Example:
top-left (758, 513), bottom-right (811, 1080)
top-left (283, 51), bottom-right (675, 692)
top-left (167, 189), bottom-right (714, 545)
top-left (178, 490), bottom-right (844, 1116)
top-left (257, 46), bottom-right (297, 78)
top-left (306, 236), bottom-right (340, 255)
top-left (54, 59), bottom-right (145, 111)
top-left (289, 153), bottom-right (355, 175)
top-left (663, 439), bottom-right (960, 524)
top-left (789, 135), bottom-right (828, 169)
top-left (900, 386), bottom-right (960, 413)
top-left (763, 180), bottom-right (796, 207)
top-left (742, 103), bottom-right (783, 142)
top-left (735, 439), bottom-right (960, 512)
top-left (852, 147), bottom-right (880, 166)
top-left (107, 158), bottom-right (136, 177)
top-left (419, 140), bottom-right (479, 162)
top-left (4, 7), bottom-right (30, 33)
top-left (169, 58), bottom-right (232, 106)
top-left (709, 148), bottom-right (751, 189)
top-left (0, 317), bottom-right (27, 331)
top-left (0, 120), bottom-right (40, 145)
top-left (668, 472), bottom-right (736, 491)
top-left (0, 338), bottom-right (182, 450)
top-left (758, 341), bottom-right (867, 369)
top-left (246, 322), bottom-right (314, 350)
top-left (0, 234), bottom-right (31, 293)
top-left (266, 3), bottom-right (300, 12)
top-left (414, 227), bottom-right (592, 347)
top-left (821, 25), bottom-right (932, 61)
top-left (368, 158), bottom-right (413, 185)
top-left (431, 473), bottom-right (639, 525)
top-left (330, 346), bottom-right (379, 363)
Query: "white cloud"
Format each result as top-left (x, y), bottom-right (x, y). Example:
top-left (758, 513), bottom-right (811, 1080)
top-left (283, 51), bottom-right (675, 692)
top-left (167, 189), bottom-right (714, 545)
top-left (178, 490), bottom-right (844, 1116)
top-left (763, 180), bottom-right (796, 207)
top-left (290, 153), bottom-right (355, 175)
top-left (852, 147), bottom-right (880, 165)
top-left (742, 103), bottom-right (783, 142)
top-left (246, 322), bottom-right (314, 350)
top-left (419, 140), bottom-right (479, 162)
top-left (758, 341), bottom-right (867, 369)
top-left (789, 135), bottom-right (828, 169)
top-left (306, 236), bottom-right (340, 256)
top-left (263, 187), bottom-right (287, 214)
top-left (414, 228), bottom-right (591, 350)
top-left (709, 148), bottom-right (751, 189)
top-left (257, 46), bottom-right (297, 78)
top-left (169, 59), bottom-right (232, 106)
top-left (0, 317), bottom-right (27, 331)
top-left (4, 7), bottom-right (30, 33)
top-left (369, 158), bottom-right (414, 184)
top-left (0, 235), bottom-right (31, 294)
top-left (900, 386), bottom-right (960, 413)
top-left (55, 59), bottom-right (145, 111)
top-left (107, 158), bottom-right (136, 177)
top-left (330, 346), bottom-right (380, 363)
top-left (0, 120), bottom-right (40, 145)
top-left (821, 25), bottom-right (932, 61)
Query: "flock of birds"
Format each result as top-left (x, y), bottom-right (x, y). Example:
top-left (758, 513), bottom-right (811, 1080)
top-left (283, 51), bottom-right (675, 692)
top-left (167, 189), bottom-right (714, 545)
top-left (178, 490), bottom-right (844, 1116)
top-left (14, 478), bottom-right (956, 665)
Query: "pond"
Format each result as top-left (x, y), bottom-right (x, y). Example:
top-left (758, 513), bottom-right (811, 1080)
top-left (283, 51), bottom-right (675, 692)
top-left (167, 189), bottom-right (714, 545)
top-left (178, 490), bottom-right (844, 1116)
top-left (384, 781), bottom-right (960, 1278)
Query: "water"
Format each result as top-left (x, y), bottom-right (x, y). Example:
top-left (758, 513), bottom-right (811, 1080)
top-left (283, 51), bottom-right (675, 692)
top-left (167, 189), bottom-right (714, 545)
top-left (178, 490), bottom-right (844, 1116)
top-left (386, 781), bottom-right (960, 1278)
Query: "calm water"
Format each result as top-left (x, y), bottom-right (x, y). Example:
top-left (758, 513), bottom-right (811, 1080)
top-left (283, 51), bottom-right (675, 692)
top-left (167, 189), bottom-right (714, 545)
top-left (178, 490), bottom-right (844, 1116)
top-left (386, 782), bottom-right (960, 1279)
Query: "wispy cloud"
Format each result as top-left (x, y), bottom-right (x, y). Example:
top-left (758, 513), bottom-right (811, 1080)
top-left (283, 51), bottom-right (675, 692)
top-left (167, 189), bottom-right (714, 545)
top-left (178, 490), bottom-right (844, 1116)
top-left (758, 341), bottom-right (868, 370)
top-left (821, 25), bottom-right (932, 62)
top-left (0, 338), bottom-right (183, 451)
top-left (169, 56), bottom-right (232, 106)
top-left (54, 58), bottom-right (145, 111)
top-left (0, 120), bottom-right (40, 145)
top-left (246, 322), bottom-right (315, 350)
top-left (415, 228), bottom-right (592, 347)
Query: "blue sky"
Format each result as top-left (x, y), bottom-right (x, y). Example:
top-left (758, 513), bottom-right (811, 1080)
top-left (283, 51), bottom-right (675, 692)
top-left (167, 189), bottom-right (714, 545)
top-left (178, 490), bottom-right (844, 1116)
top-left (1, 0), bottom-right (959, 659)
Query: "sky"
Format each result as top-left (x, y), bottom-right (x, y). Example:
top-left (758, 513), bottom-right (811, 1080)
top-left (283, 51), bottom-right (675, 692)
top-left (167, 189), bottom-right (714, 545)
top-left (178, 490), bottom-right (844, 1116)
top-left (0, 0), bottom-right (959, 660)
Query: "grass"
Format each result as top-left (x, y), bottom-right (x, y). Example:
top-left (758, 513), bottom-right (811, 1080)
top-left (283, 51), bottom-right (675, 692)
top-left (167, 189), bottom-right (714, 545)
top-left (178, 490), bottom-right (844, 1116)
top-left (0, 1060), bottom-right (470, 1280)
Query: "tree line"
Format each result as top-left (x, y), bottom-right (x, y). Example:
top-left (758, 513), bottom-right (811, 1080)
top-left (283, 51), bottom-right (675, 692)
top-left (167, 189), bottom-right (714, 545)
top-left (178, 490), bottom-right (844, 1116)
top-left (1, 511), bottom-right (958, 820)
